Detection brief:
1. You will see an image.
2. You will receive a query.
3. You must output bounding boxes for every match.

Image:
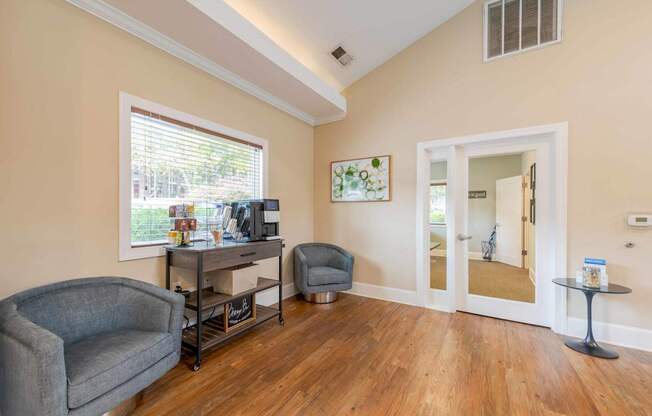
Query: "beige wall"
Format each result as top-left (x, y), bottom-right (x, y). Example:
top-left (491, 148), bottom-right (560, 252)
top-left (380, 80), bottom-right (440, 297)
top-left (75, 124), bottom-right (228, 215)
top-left (0, 0), bottom-right (314, 297)
top-left (315, 0), bottom-right (652, 330)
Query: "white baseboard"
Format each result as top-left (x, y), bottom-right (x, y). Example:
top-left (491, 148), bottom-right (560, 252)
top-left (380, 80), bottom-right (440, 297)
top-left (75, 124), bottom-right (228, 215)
top-left (469, 251), bottom-right (485, 261)
top-left (429, 250), bottom-right (489, 261)
top-left (256, 282), bottom-right (298, 307)
top-left (348, 282), bottom-right (652, 353)
top-left (345, 281), bottom-right (418, 306)
top-left (316, 278), bottom-right (652, 354)
top-left (430, 249), bottom-right (447, 257)
top-left (565, 317), bottom-right (652, 352)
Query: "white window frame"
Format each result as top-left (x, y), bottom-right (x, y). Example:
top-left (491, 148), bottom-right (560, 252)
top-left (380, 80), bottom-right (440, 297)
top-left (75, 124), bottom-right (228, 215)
top-left (118, 92), bottom-right (269, 261)
top-left (483, 0), bottom-right (564, 62)
top-left (429, 181), bottom-right (448, 228)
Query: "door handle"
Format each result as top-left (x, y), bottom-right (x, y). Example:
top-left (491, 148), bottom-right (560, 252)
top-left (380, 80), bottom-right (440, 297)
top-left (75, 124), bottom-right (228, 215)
top-left (457, 234), bottom-right (473, 241)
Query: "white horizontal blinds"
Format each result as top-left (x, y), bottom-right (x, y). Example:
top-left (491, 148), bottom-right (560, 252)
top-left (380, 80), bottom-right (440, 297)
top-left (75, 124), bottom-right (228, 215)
top-left (522, 0), bottom-right (539, 49)
top-left (504, 0), bottom-right (521, 54)
top-left (487, 2), bottom-right (503, 58)
top-left (486, 0), bottom-right (559, 59)
top-left (130, 108), bottom-right (262, 246)
top-left (540, 0), bottom-right (558, 43)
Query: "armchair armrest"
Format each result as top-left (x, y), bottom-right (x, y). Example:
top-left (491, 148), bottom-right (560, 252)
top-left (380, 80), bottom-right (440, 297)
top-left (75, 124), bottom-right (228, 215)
top-left (294, 248), bottom-right (310, 294)
top-left (0, 304), bottom-right (67, 416)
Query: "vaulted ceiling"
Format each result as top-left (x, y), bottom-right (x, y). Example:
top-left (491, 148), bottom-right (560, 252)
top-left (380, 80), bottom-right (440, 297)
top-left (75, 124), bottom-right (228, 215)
top-left (225, 0), bottom-right (475, 91)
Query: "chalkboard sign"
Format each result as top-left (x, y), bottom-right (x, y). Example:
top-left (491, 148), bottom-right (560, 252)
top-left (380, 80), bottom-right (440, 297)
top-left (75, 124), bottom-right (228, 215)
top-left (217, 293), bottom-right (256, 333)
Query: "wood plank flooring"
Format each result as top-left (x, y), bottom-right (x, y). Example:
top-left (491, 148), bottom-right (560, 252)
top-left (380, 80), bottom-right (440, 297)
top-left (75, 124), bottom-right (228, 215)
top-left (132, 294), bottom-right (652, 416)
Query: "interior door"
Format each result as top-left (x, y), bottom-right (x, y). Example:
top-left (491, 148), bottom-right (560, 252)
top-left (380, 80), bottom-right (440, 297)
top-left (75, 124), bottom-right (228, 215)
top-left (450, 146), bottom-right (549, 327)
top-left (495, 176), bottom-right (523, 267)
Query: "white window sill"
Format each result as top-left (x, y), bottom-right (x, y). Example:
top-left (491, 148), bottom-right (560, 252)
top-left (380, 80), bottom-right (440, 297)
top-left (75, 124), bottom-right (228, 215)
top-left (120, 244), bottom-right (166, 261)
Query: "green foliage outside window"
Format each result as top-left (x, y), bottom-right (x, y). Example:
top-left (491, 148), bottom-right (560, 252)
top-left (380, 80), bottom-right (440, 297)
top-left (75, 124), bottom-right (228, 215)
top-left (430, 184), bottom-right (446, 225)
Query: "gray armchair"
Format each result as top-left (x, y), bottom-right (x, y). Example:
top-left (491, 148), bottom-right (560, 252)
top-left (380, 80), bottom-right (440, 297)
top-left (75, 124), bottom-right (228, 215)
top-left (0, 277), bottom-right (184, 416)
top-left (294, 243), bottom-right (354, 303)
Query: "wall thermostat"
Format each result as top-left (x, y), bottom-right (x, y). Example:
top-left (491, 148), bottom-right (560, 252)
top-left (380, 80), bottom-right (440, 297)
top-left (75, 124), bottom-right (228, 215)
top-left (627, 214), bottom-right (652, 227)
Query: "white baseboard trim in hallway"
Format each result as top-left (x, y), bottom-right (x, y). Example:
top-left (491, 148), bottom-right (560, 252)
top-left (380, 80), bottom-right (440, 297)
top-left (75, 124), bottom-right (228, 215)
top-left (256, 283), bottom-right (298, 306)
top-left (345, 282), bottom-right (418, 306)
top-left (565, 317), bottom-right (652, 352)
top-left (429, 250), bottom-right (488, 260)
top-left (343, 280), bottom-right (652, 353)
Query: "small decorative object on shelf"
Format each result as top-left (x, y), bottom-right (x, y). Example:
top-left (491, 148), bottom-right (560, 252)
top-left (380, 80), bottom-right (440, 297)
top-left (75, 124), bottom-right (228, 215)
top-left (169, 203), bottom-right (196, 247)
top-left (215, 293), bottom-right (256, 333)
top-left (165, 201), bottom-right (226, 247)
top-left (576, 257), bottom-right (608, 287)
top-left (211, 228), bottom-right (223, 244)
top-left (582, 266), bottom-right (601, 288)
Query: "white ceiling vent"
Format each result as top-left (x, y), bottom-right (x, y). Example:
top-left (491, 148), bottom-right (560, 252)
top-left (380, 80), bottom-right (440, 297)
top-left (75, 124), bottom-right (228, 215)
top-left (331, 46), bottom-right (353, 67)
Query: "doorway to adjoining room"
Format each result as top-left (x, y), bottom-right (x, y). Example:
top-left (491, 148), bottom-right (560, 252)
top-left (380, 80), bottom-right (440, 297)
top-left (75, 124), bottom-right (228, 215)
top-left (429, 152), bottom-right (537, 304)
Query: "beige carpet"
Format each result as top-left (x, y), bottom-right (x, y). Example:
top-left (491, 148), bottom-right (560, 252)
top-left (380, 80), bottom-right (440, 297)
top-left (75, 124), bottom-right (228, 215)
top-left (430, 257), bottom-right (535, 303)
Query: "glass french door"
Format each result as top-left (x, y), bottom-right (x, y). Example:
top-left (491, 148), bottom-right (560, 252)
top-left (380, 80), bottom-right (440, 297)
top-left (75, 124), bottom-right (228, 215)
top-left (448, 144), bottom-right (550, 326)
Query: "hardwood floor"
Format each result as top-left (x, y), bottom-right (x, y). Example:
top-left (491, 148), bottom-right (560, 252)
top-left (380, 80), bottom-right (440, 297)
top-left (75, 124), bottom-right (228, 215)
top-left (133, 294), bottom-right (652, 416)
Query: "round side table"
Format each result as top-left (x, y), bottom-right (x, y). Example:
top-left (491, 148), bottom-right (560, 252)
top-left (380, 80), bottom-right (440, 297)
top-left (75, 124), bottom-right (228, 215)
top-left (552, 278), bottom-right (632, 359)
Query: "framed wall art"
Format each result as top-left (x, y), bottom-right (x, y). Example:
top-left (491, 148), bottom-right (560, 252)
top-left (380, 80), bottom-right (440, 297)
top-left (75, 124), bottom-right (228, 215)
top-left (331, 155), bottom-right (391, 202)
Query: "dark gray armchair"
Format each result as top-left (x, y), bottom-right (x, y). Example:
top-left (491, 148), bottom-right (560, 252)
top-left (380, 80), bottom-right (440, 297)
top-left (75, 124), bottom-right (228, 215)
top-left (0, 277), bottom-right (184, 416)
top-left (294, 243), bottom-right (354, 303)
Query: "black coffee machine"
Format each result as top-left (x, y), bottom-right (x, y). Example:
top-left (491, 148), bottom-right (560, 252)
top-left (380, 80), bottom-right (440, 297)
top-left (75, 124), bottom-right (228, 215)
top-left (230, 199), bottom-right (280, 241)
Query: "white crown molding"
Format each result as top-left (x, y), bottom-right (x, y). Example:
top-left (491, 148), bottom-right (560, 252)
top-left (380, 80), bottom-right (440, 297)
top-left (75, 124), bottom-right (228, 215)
top-left (66, 0), bottom-right (328, 126)
top-left (314, 112), bottom-right (347, 126)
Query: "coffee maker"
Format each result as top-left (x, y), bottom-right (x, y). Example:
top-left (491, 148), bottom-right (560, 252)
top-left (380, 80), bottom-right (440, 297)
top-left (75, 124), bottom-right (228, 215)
top-left (230, 199), bottom-right (280, 241)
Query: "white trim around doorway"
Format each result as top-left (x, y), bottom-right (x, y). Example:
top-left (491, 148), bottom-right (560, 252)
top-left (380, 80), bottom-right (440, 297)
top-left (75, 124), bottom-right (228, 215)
top-left (415, 123), bottom-right (568, 334)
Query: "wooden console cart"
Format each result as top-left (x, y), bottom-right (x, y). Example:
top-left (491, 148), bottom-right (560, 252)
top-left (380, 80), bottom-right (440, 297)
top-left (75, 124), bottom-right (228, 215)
top-left (165, 240), bottom-right (284, 371)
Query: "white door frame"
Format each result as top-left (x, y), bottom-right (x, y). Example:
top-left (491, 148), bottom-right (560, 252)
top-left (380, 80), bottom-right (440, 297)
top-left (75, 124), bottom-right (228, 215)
top-left (415, 123), bottom-right (568, 333)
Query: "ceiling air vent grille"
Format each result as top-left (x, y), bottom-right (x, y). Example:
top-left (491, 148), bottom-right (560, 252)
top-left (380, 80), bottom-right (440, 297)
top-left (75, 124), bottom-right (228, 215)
top-left (331, 46), bottom-right (353, 66)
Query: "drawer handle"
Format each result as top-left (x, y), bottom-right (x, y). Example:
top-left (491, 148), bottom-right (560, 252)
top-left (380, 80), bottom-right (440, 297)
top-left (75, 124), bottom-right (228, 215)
top-left (240, 252), bottom-right (256, 257)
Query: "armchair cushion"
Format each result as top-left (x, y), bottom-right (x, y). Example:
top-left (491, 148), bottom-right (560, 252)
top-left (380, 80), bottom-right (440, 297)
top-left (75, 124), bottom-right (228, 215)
top-left (65, 329), bottom-right (175, 409)
top-left (307, 266), bottom-right (351, 286)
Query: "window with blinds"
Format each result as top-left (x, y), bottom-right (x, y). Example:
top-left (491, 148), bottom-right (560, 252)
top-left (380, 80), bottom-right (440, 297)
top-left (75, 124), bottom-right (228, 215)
top-left (129, 107), bottom-right (263, 247)
top-left (485, 0), bottom-right (561, 60)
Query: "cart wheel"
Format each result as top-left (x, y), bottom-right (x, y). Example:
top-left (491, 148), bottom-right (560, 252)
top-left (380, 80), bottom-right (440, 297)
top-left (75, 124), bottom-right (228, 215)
top-left (279, 317), bottom-right (285, 326)
top-left (193, 362), bottom-right (201, 372)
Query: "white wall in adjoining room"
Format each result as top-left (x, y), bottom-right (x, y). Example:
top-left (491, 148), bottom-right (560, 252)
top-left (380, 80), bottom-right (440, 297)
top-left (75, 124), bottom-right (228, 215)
top-left (467, 155), bottom-right (522, 253)
top-left (429, 155), bottom-right (523, 254)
